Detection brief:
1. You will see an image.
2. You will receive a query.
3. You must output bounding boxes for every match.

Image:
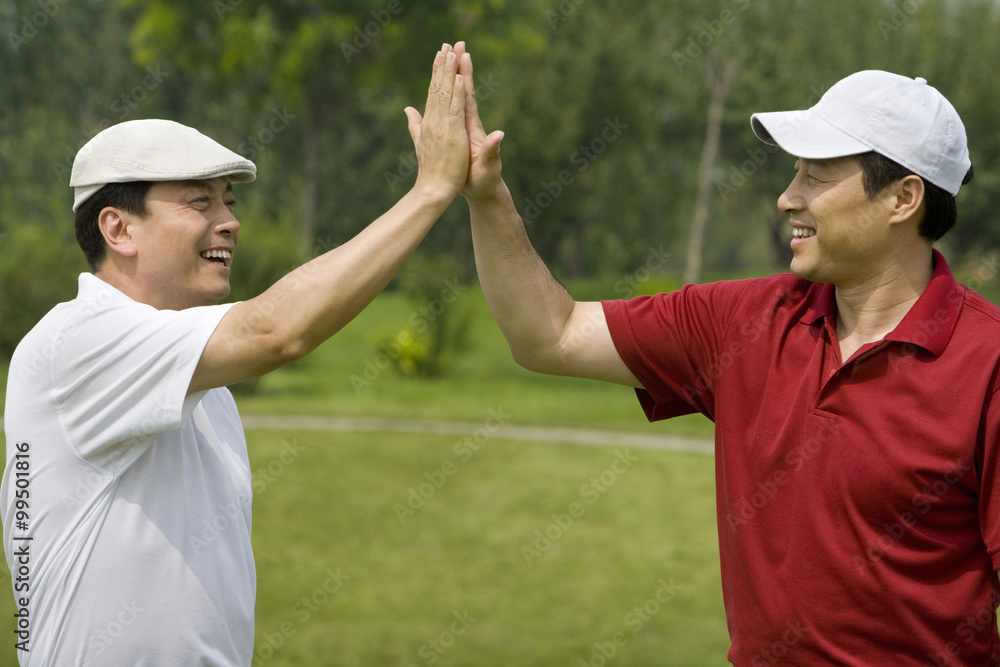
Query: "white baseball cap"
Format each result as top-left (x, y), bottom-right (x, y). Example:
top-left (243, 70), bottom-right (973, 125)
top-left (751, 70), bottom-right (972, 196)
top-left (70, 119), bottom-right (257, 211)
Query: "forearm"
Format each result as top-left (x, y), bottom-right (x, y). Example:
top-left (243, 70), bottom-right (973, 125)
top-left (239, 186), bottom-right (452, 358)
top-left (468, 181), bottom-right (577, 371)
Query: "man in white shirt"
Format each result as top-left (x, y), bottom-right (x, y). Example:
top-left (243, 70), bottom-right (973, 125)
top-left (1, 42), bottom-right (475, 665)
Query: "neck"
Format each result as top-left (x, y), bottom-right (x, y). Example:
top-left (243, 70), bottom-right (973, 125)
top-left (95, 265), bottom-right (179, 310)
top-left (834, 249), bottom-right (934, 352)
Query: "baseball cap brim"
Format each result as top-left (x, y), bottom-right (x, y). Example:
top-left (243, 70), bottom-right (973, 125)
top-left (751, 109), bottom-right (871, 161)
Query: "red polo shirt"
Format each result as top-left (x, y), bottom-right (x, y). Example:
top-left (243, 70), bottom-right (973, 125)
top-left (603, 250), bottom-right (1000, 666)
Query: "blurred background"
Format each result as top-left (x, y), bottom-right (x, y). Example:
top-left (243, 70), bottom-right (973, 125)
top-left (1, 0), bottom-right (999, 665)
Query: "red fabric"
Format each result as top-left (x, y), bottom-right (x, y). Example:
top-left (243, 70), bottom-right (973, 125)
top-left (603, 250), bottom-right (1000, 666)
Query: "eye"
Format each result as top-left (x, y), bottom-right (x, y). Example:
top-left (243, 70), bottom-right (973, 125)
top-left (225, 199), bottom-right (237, 209)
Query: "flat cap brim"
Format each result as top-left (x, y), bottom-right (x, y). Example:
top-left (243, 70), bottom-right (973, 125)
top-left (71, 119), bottom-right (256, 211)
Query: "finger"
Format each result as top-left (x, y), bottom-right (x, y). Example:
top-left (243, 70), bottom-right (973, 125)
top-left (426, 47), bottom-right (446, 102)
top-left (461, 52), bottom-right (487, 142)
top-left (429, 44), bottom-right (453, 97)
top-left (450, 74), bottom-right (466, 116)
top-left (482, 130), bottom-right (504, 158)
top-left (427, 51), bottom-right (459, 122)
top-left (404, 106), bottom-right (422, 145)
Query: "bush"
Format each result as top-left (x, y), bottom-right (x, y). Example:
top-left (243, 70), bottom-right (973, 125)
top-left (0, 224), bottom-right (86, 359)
top-left (380, 252), bottom-right (473, 378)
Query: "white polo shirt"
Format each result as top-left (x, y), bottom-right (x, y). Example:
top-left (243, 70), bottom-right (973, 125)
top-left (1, 273), bottom-right (254, 666)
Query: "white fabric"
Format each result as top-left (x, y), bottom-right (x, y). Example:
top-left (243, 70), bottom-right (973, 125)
top-left (751, 70), bottom-right (971, 195)
top-left (70, 119), bottom-right (256, 211)
top-left (1, 273), bottom-right (254, 666)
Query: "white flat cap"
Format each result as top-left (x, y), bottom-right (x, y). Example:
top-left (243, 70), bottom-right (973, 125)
top-left (70, 119), bottom-right (257, 211)
top-left (751, 71), bottom-right (972, 196)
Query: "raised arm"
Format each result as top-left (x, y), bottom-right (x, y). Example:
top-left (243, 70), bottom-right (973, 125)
top-left (459, 53), bottom-right (639, 388)
top-left (190, 43), bottom-right (470, 394)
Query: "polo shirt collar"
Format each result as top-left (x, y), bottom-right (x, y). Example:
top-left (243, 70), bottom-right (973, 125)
top-left (797, 249), bottom-right (963, 357)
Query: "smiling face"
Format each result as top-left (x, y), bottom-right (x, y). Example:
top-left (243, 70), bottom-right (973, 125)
top-left (778, 156), bottom-right (894, 287)
top-left (98, 177), bottom-right (240, 310)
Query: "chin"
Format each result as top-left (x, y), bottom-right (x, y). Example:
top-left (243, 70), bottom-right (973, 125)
top-left (195, 281), bottom-right (231, 307)
top-left (790, 258), bottom-right (824, 284)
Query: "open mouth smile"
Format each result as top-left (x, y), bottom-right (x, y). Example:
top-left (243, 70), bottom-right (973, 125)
top-left (200, 249), bottom-right (233, 268)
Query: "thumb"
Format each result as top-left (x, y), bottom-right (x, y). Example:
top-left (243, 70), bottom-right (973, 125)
top-left (404, 106), bottom-right (422, 146)
top-left (482, 130), bottom-right (504, 160)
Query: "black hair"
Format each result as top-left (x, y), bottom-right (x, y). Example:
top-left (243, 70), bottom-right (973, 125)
top-left (855, 152), bottom-right (971, 242)
top-left (74, 181), bottom-right (153, 271)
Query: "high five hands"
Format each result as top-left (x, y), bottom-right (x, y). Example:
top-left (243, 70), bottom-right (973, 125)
top-left (404, 42), bottom-right (506, 205)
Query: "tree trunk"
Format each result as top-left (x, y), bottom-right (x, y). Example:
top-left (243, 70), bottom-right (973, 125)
top-left (683, 56), bottom-right (740, 284)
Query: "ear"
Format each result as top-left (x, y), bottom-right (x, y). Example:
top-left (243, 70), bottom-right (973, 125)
top-left (887, 174), bottom-right (925, 226)
top-left (98, 207), bottom-right (138, 259)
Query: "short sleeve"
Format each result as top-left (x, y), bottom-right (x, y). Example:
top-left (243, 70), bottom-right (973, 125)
top-left (52, 298), bottom-right (234, 472)
top-left (602, 280), bottom-right (749, 422)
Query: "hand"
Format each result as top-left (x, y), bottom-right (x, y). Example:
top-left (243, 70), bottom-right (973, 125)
top-left (404, 43), bottom-right (470, 202)
top-left (458, 49), bottom-right (506, 202)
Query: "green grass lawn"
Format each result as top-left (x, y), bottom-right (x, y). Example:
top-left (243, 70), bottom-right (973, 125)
top-left (0, 431), bottom-right (727, 667)
top-left (246, 429), bottom-right (726, 666)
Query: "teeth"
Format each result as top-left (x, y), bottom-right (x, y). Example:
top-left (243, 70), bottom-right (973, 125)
top-left (792, 228), bottom-right (816, 239)
top-left (200, 249), bottom-right (232, 260)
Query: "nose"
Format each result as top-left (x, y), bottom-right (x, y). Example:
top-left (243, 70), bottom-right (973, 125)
top-left (778, 173), bottom-right (805, 215)
top-left (215, 207), bottom-right (240, 242)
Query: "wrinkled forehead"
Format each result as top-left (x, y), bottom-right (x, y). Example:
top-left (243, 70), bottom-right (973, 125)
top-left (148, 177), bottom-right (234, 200)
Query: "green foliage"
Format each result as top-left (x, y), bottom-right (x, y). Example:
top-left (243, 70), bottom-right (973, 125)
top-left (380, 252), bottom-right (473, 378)
top-left (0, 224), bottom-right (85, 358)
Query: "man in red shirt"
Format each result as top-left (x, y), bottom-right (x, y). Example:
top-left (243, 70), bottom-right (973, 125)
top-left (457, 64), bottom-right (1000, 664)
